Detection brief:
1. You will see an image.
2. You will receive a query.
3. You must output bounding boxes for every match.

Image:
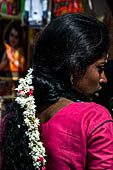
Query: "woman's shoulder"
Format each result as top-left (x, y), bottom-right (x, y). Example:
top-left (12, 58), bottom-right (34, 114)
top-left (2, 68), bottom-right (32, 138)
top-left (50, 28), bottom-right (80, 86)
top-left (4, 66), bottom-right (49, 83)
top-left (40, 99), bottom-right (112, 127)
top-left (66, 101), bottom-right (111, 115)
top-left (61, 102), bottom-right (113, 135)
top-left (61, 101), bottom-right (112, 126)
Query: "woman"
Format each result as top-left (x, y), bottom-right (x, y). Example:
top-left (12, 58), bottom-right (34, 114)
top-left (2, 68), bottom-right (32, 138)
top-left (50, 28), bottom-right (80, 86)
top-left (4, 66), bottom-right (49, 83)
top-left (0, 13), bottom-right (113, 170)
top-left (0, 21), bottom-right (26, 78)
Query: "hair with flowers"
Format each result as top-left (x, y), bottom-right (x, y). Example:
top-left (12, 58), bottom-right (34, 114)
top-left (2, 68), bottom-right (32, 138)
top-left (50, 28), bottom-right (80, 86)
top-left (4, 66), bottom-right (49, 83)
top-left (1, 68), bottom-right (46, 170)
top-left (15, 68), bottom-right (46, 170)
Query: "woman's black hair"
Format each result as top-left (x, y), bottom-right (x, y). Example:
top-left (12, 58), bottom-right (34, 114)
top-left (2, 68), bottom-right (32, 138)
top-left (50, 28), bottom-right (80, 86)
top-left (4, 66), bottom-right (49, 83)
top-left (1, 13), bottom-right (109, 170)
top-left (1, 101), bottom-right (35, 170)
top-left (4, 21), bottom-right (22, 47)
top-left (33, 13), bottom-right (109, 108)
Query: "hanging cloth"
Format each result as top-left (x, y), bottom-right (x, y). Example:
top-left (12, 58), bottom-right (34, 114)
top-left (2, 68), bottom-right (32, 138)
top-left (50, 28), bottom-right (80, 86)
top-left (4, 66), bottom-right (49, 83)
top-left (0, 1), bottom-right (11, 15)
top-left (24, 0), bottom-right (47, 26)
top-left (53, 0), bottom-right (83, 17)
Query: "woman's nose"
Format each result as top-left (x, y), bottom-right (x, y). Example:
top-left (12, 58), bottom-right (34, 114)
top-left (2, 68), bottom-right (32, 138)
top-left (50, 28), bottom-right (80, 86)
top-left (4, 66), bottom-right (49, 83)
top-left (99, 71), bottom-right (107, 83)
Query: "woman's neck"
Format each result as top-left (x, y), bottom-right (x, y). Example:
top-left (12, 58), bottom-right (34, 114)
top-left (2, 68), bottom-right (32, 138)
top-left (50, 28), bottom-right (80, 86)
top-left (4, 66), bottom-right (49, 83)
top-left (37, 97), bottom-right (74, 124)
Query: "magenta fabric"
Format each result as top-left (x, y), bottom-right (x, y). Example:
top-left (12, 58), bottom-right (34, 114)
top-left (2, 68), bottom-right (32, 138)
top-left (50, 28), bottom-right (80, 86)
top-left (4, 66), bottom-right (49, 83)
top-left (41, 102), bottom-right (113, 170)
top-left (0, 102), bottom-right (113, 169)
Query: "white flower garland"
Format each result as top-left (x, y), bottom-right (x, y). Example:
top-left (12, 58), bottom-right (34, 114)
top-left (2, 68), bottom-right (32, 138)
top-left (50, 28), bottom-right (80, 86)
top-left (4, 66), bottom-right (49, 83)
top-left (15, 68), bottom-right (46, 170)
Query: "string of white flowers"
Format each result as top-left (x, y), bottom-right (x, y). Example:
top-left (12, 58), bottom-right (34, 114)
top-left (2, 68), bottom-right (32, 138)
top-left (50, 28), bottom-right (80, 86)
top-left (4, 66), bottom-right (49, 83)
top-left (15, 68), bottom-right (46, 170)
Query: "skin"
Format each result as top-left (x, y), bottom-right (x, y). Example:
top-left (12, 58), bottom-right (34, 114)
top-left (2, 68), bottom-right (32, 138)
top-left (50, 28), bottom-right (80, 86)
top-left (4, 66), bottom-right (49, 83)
top-left (73, 56), bottom-right (108, 97)
top-left (39, 55), bottom-right (109, 121)
top-left (9, 28), bottom-right (19, 49)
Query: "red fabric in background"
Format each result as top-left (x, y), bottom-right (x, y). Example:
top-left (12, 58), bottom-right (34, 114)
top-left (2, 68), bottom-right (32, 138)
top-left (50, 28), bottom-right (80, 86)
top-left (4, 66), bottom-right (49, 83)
top-left (53, 0), bottom-right (83, 17)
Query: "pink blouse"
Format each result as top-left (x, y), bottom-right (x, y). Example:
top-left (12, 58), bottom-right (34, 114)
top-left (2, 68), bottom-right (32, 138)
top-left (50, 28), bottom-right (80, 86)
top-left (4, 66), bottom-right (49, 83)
top-left (0, 102), bottom-right (113, 169)
top-left (41, 102), bottom-right (113, 170)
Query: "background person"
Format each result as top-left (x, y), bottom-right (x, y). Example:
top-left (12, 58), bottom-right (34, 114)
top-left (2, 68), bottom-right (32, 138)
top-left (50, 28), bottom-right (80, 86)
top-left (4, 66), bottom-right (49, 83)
top-left (0, 21), bottom-right (26, 78)
top-left (0, 13), bottom-right (113, 170)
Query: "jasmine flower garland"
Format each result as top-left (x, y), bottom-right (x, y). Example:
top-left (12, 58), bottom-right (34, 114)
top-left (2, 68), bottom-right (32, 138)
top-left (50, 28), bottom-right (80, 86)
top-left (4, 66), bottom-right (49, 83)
top-left (15, 68), bottom-right (46, 170)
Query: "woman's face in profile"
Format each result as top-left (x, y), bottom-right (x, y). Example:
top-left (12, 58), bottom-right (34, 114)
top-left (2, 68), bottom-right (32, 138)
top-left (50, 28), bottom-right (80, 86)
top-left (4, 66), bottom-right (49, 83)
top-left (73, 56), bottom-right (108, 97)
top-left (9, 28), bottom-right (19, 48)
